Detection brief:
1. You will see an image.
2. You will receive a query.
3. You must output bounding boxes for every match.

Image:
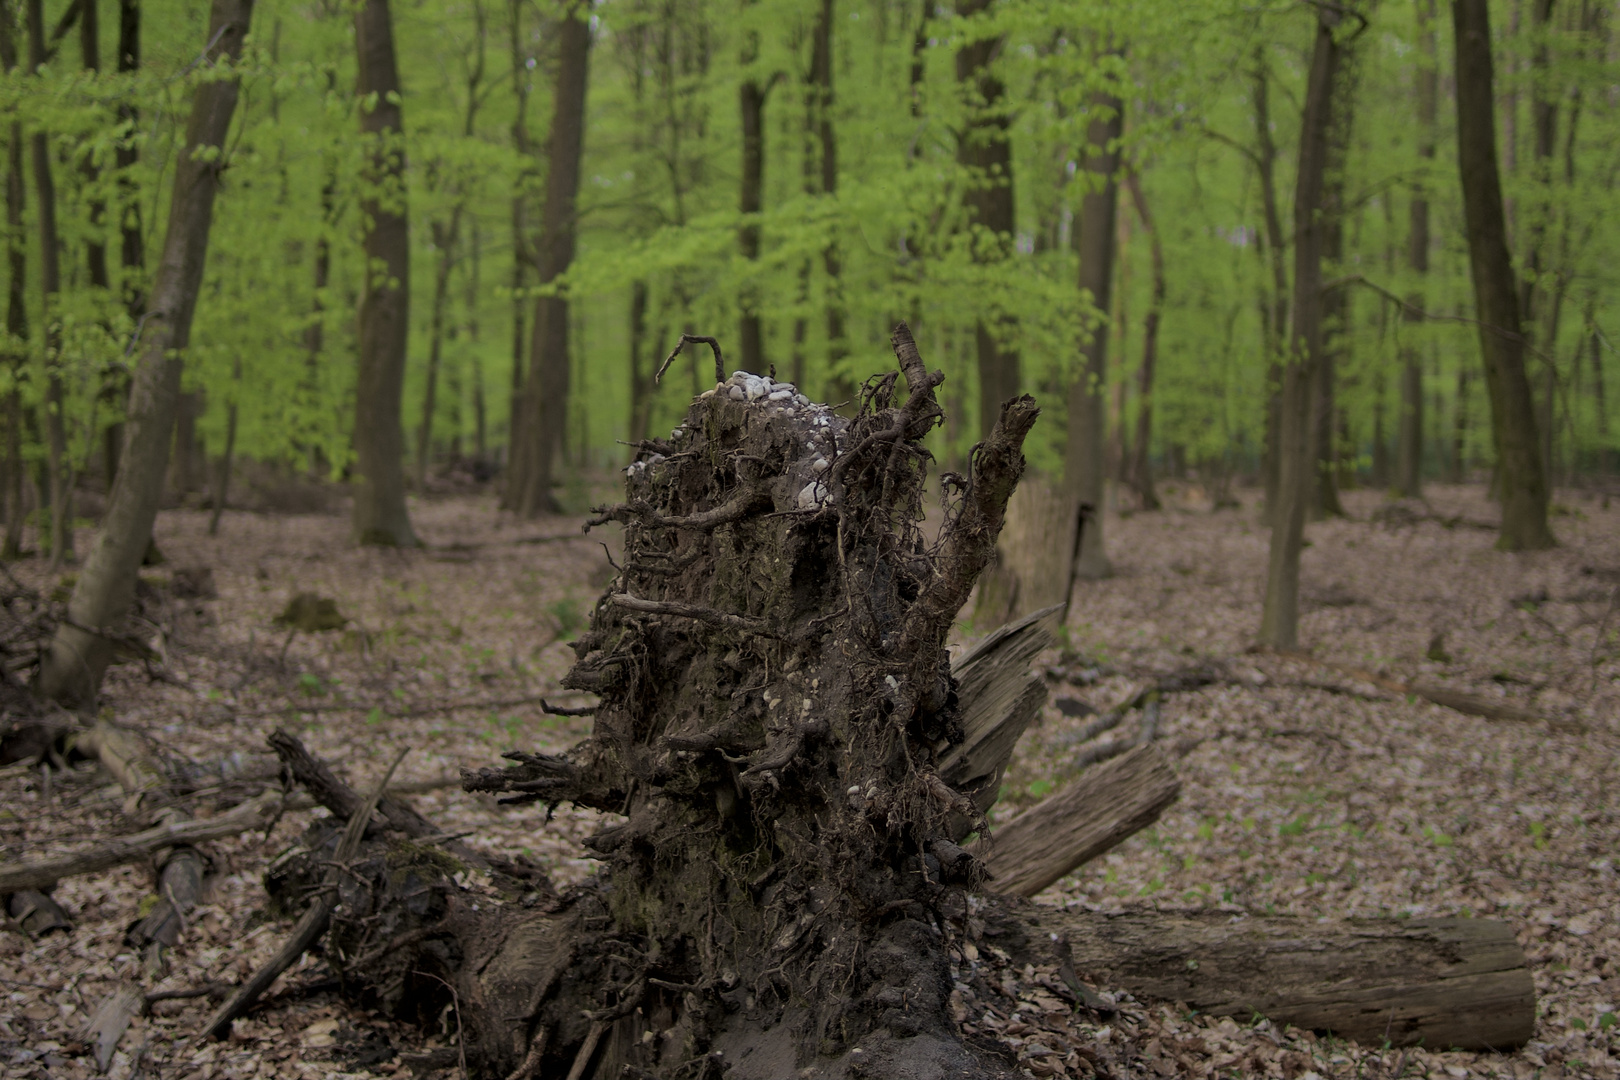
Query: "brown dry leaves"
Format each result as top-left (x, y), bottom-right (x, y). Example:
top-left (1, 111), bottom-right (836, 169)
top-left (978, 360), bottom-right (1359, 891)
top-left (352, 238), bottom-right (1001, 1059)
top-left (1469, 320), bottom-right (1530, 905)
top-left (2, 482), bottom-right (1618, 1080)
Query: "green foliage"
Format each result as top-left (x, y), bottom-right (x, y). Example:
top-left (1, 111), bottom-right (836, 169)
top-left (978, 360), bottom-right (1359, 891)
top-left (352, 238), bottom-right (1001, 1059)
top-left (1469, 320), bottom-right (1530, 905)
top-left (1, 0), bottom-right (1615, 506)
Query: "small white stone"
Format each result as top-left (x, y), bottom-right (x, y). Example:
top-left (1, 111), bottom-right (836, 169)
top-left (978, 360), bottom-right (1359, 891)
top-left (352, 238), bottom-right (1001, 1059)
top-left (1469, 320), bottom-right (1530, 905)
top-left (729, 385), bottom-right (745, 401)
top-left (797, 481), bottom-right (829, 510)
top-left (670, 428), bottom-right (684, 440)
top-left (795, 394), bottom-right (810, 406)
top-left (811, 458), bottom-right (829, 473)
top-left (768, 389), bottom-right (793, 401)
top-left (885, 675), bottom-right (899, 689)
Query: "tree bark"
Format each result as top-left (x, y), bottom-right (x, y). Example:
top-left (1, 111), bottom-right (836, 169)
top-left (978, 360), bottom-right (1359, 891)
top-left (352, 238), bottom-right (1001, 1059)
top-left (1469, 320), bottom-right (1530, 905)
top-left (101, 0), bottom-right (142, 488)
top-left (1064, 78), bottom-right (1122, 582)
top-left (416, 210), bottom-right (461, 490)
top-left (26, 0), bottom-right (71, 566)
top-left (1260, 6), bottom-right (1349, 649)
top-left (1126, 171), bottom-right (1162, 512)
top-left (504, 0), bottom-right (532, 477)
top-left (3, 3), bottom-right (26, 559)
top-left (977, 744), bottom-right (1179, 898)
top-left (812, 0), bottom-right (846, 396)
top-left (507, 6), bottom-right (588, 517)
top-left (1395, 0), bottom-right (1438, 498)
top-left (737, 69), bottom-right (768, 373)
top-left (627, 279), bottom-right (650, 443)
top-left (351, 0), bottom-right (418, 546)
top-left (37, 0), bottom-right (253, 707)
top-left (955, 0), bottom-right (1020, 439)
top-left (1251, 51), bottom-right (1290, 527)
top-left (996, 906), bottom-right (1535, 1052)
top-left (1452, 0), bottom-right (1554, 549)
top-left (208, 357), bottom-right (239, 536)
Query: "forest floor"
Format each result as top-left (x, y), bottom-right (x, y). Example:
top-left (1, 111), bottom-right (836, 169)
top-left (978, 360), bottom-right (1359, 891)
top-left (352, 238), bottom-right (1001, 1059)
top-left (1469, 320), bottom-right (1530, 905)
top-left (2, 481), bottom-right (1618, 1080)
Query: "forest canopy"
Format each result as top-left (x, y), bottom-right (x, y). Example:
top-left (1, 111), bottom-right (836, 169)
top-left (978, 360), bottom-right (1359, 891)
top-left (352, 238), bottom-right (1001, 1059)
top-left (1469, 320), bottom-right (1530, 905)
top-left (1, 0), bottom-right (1615, 526)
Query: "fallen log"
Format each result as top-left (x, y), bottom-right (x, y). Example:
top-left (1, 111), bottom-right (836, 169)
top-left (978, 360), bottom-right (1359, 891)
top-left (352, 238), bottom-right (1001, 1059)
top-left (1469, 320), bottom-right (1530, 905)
top-left (976, 744), bottom-right (1180, 897)
top-left (0, 789), bottom-right (280, 893)
top-left (1281, 653), bottom-right (1583, 733)
top-left (996, 903), bottom-right (1534, 1051)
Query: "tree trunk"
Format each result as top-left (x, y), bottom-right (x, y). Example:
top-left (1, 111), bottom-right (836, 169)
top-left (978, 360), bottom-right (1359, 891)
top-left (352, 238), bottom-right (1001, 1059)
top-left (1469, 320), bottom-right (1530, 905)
top-left (1260, 6), bottom-right (1350, 650)
top-left (100, 0), bottom-right (142, 488)
top-left (955, 0), bottom-right (1019, 439)
top-left (507, 6), bottom-right (588, 518)
top-left (1452, 0), bottom-right (1554, 549)
top-left (1395, 0), bottom-right (1438, 498)
top-left (1452, 364), bottom-right (1472, 480)
top-left (416, 210), bottom-right (461, 490)
top-left (351, 0), bottom-right (418, 546)
top-left (467, 224), bottom-right (487, 464)
top-left (738, 69), bottom-right (768, 373)
top-left (812, 0), bottom-right (846, 396)
top-left (1251, 50), bottom-right (1290, 527)
top-left (25, 0), bottom-right (71, 566)
top-left (628, 279), bottom-right (650, 443)
top-left (1126, 171), bottom-right (1162, 512)
top-left (504, 0), bottom-right (532, 476)
top-left (1064, 79), bottom-right (1122, 581)
top-left (3, 75), bottom-right (26, 559)
top-left (208, 357), bottom-right (239, 536)
top-left (37, 0), bottom-right (253, 707)
top-left (1311, 36), bottom-right (1360, 523)
top-left (79, 0), bottom-right (108, 293)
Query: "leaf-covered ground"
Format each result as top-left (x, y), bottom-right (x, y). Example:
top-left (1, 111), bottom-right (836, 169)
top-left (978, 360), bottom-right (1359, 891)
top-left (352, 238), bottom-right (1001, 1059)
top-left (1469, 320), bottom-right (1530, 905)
top-left (2, 483), bottom-right (1616, 1080)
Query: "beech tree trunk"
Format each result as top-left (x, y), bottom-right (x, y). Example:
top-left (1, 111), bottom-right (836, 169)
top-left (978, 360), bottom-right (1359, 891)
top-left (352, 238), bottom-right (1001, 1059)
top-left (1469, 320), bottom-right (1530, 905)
top-left (507, 6), bottom-right (588, 517)
top-left (37, 0), bottom-right (253, 707)
top-left (1260, 6), bottom-right (1349, 649)
top-left (416, 210), bottom-right (461, 490)
top-left (351, 0), bottom-right (418, 546)
top-left (1126, 170), bottom-right (1163, 513)
top-left (1452, 0), bottom-right (1554, 549)
top-left (812, 0), bottom-right (846, 398)
top-left (737, 65), bottom-right (769, 373)
top-left (955, 0), bottom-right (1019, 439)
top-left (2, 9), bottom-right (25, 560)
top-left (1396, 0), bottom-right (1438, 498)
top-left (1251, 49), bottom-right (1289, 526)
top-left (26, 0), bottom-right (72, 566)
top-left (1065, 80), bottom-right (1122, 581)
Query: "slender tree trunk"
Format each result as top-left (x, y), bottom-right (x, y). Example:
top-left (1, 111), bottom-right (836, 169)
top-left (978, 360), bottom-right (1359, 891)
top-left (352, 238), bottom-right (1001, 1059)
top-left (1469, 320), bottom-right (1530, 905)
top-left (101, 0), bottom-right (141, 488)
top-left (508, 6), bottom-right (588, 517)
top-left (1310, 35), bottom-right (1361, 522)
top-left (416, 211), bottom-right (461, 490)
top-left (38, 0), bottom-right (253, 706)
top-left (1452, 0), bottom-right (1554, 548)
top-left (503, 0), bottom-right (532, 476)
top-left (812, 0), bottom-right (845, 393)
top-left (736, 37), bottom-right (771, 374)
top-left (955, 0), bottom-right (1019, 438)
top-left (208, 357), bottom-right (239, 536)
top-left (627, 280), bottom-right (650, 443)
top-left (1395, 0), bottom-right (1439, 498)
top-left (1452, 365), bottom-right (1471, 480)
top-left (2, 113), bottom-right (23, 558)
top-left (1126, 171), bottom-right (1162, 512)
top-left (25, 0), bottom-right (72, 565)
top-left (2, 5), bottom-right (25, 560)
top-left (351, 0), bottom-right (417, 546)
top-left (303, 155), bottom-right (334, 472)
top-left (1064, 78), bottom-right (1122, 581)
top-left (1259, 6), bottom-right (1350, 649)
top-left (80, 0), bottom-right (108, 292)
top-left (1251, 50), bottom-right (1290, 526)
top-left (467, 224), bottom-right (486, 464)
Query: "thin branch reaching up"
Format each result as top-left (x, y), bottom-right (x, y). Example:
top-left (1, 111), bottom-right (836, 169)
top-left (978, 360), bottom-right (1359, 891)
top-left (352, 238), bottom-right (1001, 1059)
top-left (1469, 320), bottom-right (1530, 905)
top-left (656, 334), bottom-right (724, 384)
top-left (1326, 273), bottom-right (1562, 370)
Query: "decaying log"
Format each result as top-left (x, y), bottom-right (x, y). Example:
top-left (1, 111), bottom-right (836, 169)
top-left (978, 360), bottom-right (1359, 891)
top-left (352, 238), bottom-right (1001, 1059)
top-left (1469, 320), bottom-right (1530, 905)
top-left (0, 789), bottom-right (280, 893)
top-left (993, 903), bottom-right (1534, 1051)
top-left (977, 744), bottom-right (1180, 897)
top-left (1284, 652), bottom-right (1583, 732)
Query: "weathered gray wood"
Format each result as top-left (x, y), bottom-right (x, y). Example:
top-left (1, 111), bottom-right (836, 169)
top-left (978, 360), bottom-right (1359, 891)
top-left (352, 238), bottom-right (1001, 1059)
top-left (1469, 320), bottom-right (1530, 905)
top-left (83, 985), bottom-right (142, 1071)
top-left (939, 604), bottom-right (1059, 809)
top-left (1010, 905), bottom-right (1534, 1050)
top-left (976, 743), bottom-right (1180, 897)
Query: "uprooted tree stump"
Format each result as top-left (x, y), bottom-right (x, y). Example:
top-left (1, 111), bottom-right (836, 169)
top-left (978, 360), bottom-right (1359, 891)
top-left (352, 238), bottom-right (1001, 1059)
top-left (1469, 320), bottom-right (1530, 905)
top-left (258, 325), bottom-right (1040, 1079)
top-left (238, 325), bottom-right (1535, 1077)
